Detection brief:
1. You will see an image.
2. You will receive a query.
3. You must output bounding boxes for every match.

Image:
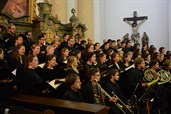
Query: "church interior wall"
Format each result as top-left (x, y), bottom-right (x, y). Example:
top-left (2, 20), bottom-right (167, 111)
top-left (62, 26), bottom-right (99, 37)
top-left (95, 0), bottom-right (170, 50)
top-left (34, 0), bottom-right (170, 51)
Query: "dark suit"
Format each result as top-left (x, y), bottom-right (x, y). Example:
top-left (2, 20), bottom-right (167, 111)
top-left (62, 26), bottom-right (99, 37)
top-left (81, 81), bottom-right (95, 104)
top-left (62, 89), bottom-right (84, 102)
top-left (105, 81), bottom-right (127, 114)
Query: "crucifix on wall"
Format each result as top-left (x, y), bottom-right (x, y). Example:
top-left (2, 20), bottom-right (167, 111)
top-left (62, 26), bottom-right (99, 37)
top-left (123, 11), bottom-right (148, 44)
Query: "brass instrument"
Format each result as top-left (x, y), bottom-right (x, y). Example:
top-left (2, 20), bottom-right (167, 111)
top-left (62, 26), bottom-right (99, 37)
top-left (92, 80), bottom-right (134, 114)
top-left (142, 69), bottom-right (171, 114)
top-left (143, 69), bottom-right (159, 87)
top-left (157, 69), bottom-right (171, 85)
top-left (140, 69), bottom-right (160, 101)
top-left (140, 69), bottom-right (171, 111)
top-left (143, 69), bottom-right (171, 87)
top-left (91, 80), bottom-right (105, 105)
top-left (139, 69), bottom-right (159, 102)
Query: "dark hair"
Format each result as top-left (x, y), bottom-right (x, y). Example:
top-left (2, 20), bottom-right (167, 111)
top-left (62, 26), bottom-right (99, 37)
top-left (29, 44), bottom-right (40, 55)
top-left (81, 40), bottom-right (86, 45)
top-left (88, 67), bottom-right (100, 79)
top-left (150, 59), bottom-right (158, 67)
top-left (107, 69), bottom-right (118, 79)
top-left (11, 44), bottom-right (25, 61)
top-left (37, 34), bottom-right (44, 40)
top-left (151, 52), bottom-right (159, 60)
top-left (86, 52), bottom-right (96, 62)
top-left (16, 34), bottom-right (26, 41)
top-left (142, 53), bottom-right (150, 60)
top-left (134, 57), bottom-right (144, 67)
top-left (86, 43), bottom-right (94, 50)
top-left (94, 42), bottom-right (100, 47)
top-left (65, 73), bottom-right (79, 88)
top-left (163, 59), bottom-right (171, 68)
top-left (107, 39), bottom-right (112, 43)
top-left (133, 49), bottom-right (141, 60)
top-left (117, 39), bottom-right (121, 42)
top-left (25, 55), bottom-right (37, 68)
top-left (45, 54), bottom-right (56, 67)
top-left (159, 47), bottom-right (165, 53)
top-left (25, 31), bottom-right (31, 36)
top-left (167, 53), bottom-right (171, 59)
top-left (111, 52), bottom-right (119, 60)
top-left (98, 52), bottom-right (106, 58)
top-left (111, 40), bottom-right (116, 43)
top-left (107, 49), bottom-right (114, 56)
top-left (121, 41), bottom-right (125, 44)
top-left (63, 34), bottom-right (69, 38)
top-left (0, 48), bottom-right (3, 54)
top-left (74, 50), bottom-right (81, 56)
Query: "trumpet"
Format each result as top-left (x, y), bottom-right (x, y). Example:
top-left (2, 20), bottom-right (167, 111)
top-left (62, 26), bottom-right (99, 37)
top-left (92, 80), bottom-right (134, 114)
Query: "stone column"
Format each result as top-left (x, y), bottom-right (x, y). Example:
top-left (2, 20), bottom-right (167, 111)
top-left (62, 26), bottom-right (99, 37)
top-left (77, 0), bottom-right (94, 41)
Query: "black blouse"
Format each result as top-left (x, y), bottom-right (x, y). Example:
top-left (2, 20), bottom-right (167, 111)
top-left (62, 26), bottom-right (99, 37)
top-left (21, 68), bottom-right (45, 96)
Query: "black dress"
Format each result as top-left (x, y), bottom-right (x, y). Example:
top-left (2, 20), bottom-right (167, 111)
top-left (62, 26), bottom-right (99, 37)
top-left (0, 59), bottom-right (14, 97)
top-left (43, 67), bottom-right (59, 82)
top-left (21, 68), bottom-right (45, 96)
top-left (65, 67), bottom-right (79, 77)
top-left (2, 33), bottom-right (16, 53)
top-left (7, 56), bottom-right (25, 92)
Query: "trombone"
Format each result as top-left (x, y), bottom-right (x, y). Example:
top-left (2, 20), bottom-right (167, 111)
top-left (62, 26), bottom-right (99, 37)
top-left (93, 81), bottom-right (134, 114)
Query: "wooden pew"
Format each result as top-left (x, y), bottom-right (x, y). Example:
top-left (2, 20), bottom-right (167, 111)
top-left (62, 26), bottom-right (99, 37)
top-left (7, 94), bottom-right (108, 114)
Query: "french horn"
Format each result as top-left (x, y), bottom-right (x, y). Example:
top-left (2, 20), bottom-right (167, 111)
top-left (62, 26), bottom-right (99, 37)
top-left (157, 69), bottom-right (171, 85)
top-left (143, 69), bottom-right (159, 87)
top-left (139, 69), bottom-right (171, 103)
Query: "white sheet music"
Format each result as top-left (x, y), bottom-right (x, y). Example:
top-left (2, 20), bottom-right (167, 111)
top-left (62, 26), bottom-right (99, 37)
top-left (58, 78), bottom-right (65, 82)
top-left (48, 79), bottom-right (62, 89)
top-left (12, 68), bottom-right (17, 76)
top-left (38, 63), bottom-right (45, 68)
top-left (125, 64), bottom-right (135, 71)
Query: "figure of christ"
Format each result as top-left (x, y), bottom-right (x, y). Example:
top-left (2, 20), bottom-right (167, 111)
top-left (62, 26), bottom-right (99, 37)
top-left (124, 11), bottom-right (147, 44)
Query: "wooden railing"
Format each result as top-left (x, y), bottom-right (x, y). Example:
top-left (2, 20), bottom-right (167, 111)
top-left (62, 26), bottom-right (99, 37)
top-left (7, 94), bottom-right (108, 114)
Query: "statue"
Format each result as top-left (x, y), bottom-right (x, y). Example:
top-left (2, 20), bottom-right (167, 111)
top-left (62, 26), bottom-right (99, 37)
top-left (142, 32), bottom-right (149, 46)
top-left (122, 33), bottom-right (130, 43)
top-left (123, 11), bottom-right (148, 44)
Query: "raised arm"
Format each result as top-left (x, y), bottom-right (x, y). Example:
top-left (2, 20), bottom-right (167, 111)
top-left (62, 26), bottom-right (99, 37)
top-left (137, 17), bottom-right (147, 26)
top-left (124, 18), bottom-right (132, 26)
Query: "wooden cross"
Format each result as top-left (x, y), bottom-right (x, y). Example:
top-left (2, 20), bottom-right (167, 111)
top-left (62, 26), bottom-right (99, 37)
top-left (123, 11), bottom-right (148, 24)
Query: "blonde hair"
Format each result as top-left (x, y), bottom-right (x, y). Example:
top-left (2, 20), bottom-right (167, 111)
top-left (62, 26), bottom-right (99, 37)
top-left (46, 45), bottom-right (55, 52)
top-left (67, 55), bottom-right (79, 74)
